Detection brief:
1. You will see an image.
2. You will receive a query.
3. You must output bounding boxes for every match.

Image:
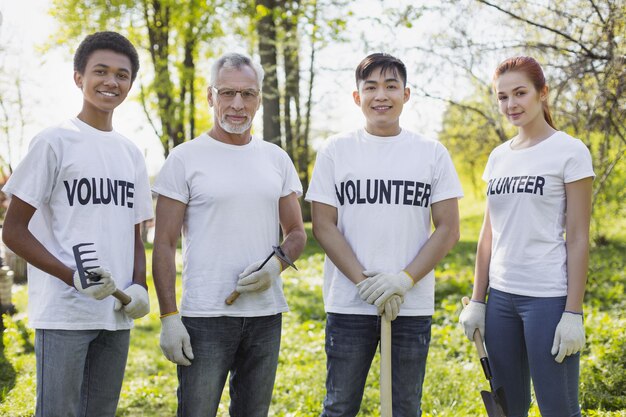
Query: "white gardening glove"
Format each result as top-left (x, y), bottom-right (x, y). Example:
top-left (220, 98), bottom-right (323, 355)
top-left (236, 256), bottom-right (282, 294)
top-left (73, 267), bottom-right (116, 300)
top-left (160, 313), bottom-right (194, 366)
top-left (459, 300), bottom-right (486, 341)
top-left (114, 284), bottom-right (150, 319)
top-left (357, 270), bottom-right (414, 307)
top-left (379, 294), bottom-right (403, 321)
top-left (551, 312), bottom-right (585, 363)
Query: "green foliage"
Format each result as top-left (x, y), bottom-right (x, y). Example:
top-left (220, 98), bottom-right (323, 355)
top-left (586, 240), bottom-right (626, 311)
top-left (580, 312), bottom-right (626, 411)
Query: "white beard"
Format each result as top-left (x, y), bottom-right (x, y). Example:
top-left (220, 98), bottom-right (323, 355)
top-left (220, 116), bottom-right (252, 134)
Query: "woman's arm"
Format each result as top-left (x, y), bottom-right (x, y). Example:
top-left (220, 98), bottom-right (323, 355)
top-left (564, 177), bottom-right (593, 312)
top-left (471, 205), bottom-right (493, 302)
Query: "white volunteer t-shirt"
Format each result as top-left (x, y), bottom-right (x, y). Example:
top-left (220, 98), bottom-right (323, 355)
top-left (483, 131), bottom-right (595, 297)
top-left (2, 118), bottom-right (154, 330)
top-left (152, 134), bottom-right (302, 317)
top-left (306, 128), bottom-right (463, 316)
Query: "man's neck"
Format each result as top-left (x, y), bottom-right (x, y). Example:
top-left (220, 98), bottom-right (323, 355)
top-left (364, 123), bottom-right (402, 137)
top-left (76, 111), bottom-right (113, 132)
top-left (208, 126), bottom-right (252, 146)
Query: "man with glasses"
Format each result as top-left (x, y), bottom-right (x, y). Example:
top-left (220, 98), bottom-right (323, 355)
top-left (152, 52), bottom-right (306, 417)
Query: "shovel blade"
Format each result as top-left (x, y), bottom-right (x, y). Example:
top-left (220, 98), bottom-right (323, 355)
top-left (480, 390), bottom-right (507, 417)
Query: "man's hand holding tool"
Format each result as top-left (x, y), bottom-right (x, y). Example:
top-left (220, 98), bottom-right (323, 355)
top-left (72, 242), bottom-right (131, 305)
top-left (236, 256), bottom-right (282, 294)
top-left (114, 284), bottom-right (150, 319)
top-left (357, 270), bottom-right (414, 307)
top-left (73, 267), bottom-right (116, 300)
top-left (225, 245), bottom-right (298, 305)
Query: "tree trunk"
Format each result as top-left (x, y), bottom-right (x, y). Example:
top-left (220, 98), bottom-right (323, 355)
top-left (142, 0), bottom-right (179, 155)
top-left (256, 0), bottom-right (282, 146)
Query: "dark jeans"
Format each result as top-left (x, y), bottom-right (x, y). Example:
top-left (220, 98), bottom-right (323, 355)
top-left (321, 313), bottom-right (431, 417)
top-left (177, 314), bottom-right (282, 417)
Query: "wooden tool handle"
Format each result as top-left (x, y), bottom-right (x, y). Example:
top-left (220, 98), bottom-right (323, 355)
top-left (225, 290), bottom-right (240, 305)
top-left (113, 289), bottom-right (132, 306)
top-left (380, 315), bottom-right (392, 417)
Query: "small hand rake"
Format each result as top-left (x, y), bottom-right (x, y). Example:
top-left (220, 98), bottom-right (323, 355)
top-left (73, 243), bottom-right (131, 305)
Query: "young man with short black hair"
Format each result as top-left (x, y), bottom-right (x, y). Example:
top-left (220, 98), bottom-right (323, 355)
top-left (307, 53), bottom-right (463, 416)
top-left (2, 31), bottom-right (153, 416)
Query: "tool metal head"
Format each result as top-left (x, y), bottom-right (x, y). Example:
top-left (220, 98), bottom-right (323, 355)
top-left (72, 242), bottom-right (103, 288)
top-left (481, 387), bottom-right (507, 417)
top-left (272, 245), bottom-right (297, 270)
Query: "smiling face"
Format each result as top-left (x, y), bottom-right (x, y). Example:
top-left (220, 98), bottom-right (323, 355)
top-left (208, 64), bottom-right (261, 140)
top-left (74, 49), bottom-right (133, 122)
top-left (353, 66), bottom-right (410, 137)
top-left (494, 70), bottom-right (547, 129)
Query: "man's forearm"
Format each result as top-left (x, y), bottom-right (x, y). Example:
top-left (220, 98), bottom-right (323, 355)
top-left (279, 228), bottom-right (307, 265)
top-left (132, 224), bottom-right (148, 289)
top-left (404, 220), bottom-right (460, 284)
top-left (4, 228), bottom-right (74, 285)
top-left (152, 242), bottom-right (179, 314)
top-left (313, 222), bottom-right (366, 284)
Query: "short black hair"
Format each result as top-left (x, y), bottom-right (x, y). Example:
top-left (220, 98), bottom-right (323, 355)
top-left (73, 31), bottom-right (139, 82)
top-left (355, 53), bottom-right (407, 88)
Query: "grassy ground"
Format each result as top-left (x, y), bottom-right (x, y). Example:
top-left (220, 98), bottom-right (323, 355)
top-left (1, 193), bottom-right (625, 416)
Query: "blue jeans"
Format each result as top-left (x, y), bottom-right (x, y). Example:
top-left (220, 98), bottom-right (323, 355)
top-left (485, 289), bottom-right (581, 417)
top-left (321, 313), bottom-right (431, 417)
top-left (178, 314), bottom-right (282, 417)
top-left (35, 329), bottom-right (130, 417)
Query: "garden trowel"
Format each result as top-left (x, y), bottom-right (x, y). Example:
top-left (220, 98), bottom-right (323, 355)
top-left (462, 297), bottom-right (507, 417)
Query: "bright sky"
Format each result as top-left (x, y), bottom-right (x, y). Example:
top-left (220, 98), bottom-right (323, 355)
top-left (0, 0), bottom-right (446, 176)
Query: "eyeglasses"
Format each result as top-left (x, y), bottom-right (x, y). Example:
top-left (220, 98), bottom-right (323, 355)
top-left (211, 86), bottom-right (260, 101)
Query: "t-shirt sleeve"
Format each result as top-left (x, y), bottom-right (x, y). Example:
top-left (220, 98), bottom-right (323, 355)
top-left (430, 143), bottom-right (464, 204)
top-left (152, 152), bottom-right (190, 204)
top-left (281, 152), bottom-right (303, 198)
top-left (133, 151), bottom-right (155, 224)
top-left (563, 140), bottom-right (595, 183)
top-left (2, 135), bottom-right (58, 209)
top-left (305, 144), bottom-right (337, 207)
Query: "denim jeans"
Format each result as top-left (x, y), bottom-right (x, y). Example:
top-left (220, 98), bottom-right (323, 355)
top-left (485, 288), bottom-right (581, 417)
top-left (321, 313), bottom-right (431, 417)
top-left (35, 329), bottom-right (130, 417)
top-left (178, 314), bottom-right (282, 417)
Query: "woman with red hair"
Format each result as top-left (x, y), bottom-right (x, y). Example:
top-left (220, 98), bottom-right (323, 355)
top-left (460, 56), bottom-right (594, 416)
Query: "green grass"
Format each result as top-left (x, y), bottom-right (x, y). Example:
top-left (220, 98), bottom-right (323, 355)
top-left (1, 193), bottom-right (625, 416)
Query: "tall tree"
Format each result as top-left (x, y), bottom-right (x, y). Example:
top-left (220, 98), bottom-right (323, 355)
top-left (242, 0), bottom-right (348, 221)
top-left (422, 0), bottom-right (625, 238)
top-left (256, 0), bottom-right (282, 146)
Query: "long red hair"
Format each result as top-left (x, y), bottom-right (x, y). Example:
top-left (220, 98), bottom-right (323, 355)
top-left (493, 56), bottom-right (556, 129)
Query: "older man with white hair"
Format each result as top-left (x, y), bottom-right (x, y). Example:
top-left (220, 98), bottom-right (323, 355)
top-left (152, 52), bottom-right (306, 417)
